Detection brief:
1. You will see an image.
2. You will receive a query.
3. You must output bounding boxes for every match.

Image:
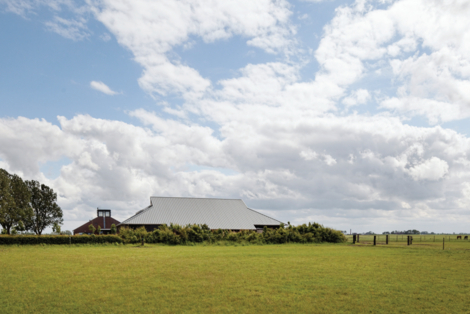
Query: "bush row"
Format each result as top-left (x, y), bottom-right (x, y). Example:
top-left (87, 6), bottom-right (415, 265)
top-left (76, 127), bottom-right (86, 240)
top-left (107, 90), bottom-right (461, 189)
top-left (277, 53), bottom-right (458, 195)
top-left (0, 235), bottom-right (123, 245)
top-left (119, 222), bottom-right (347, 245)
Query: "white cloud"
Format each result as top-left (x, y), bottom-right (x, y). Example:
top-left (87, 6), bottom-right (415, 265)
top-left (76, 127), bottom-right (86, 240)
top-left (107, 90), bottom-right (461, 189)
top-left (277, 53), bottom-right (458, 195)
top-left (0, 0), bottom-right (72, 16)
top-left (45, 16), bottom-right (89, 41)
top-left (342, 89), bottom-right (370, 107)
top-left (1, 112), bottom-right (470, 229)
top-left (313, 0), bottom-right (470, 124)
top-left (90, 81), bottom-right (119, 95)
top-left (407, 157), bottom-right (449, 181)
top-left (88, 0), bottom-right (296, 97)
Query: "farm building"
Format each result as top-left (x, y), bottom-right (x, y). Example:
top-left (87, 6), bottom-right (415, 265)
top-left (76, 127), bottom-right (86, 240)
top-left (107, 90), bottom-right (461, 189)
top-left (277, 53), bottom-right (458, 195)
top-left (118, 196), bottom-right (283, 232)
top-left (73, 209), bottom-right (121, 235)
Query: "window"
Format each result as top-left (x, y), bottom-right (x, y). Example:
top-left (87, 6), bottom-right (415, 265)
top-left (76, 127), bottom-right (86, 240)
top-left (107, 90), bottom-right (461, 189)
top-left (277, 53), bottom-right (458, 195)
top-left (98, 212), bottom-right (103, 217)
top-left (105, 212), bottom-right (110, 217)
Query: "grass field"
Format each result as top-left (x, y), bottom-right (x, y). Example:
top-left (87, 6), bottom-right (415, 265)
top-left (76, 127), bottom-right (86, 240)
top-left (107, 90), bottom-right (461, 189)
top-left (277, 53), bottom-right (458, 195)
top-left (1, 241), bottom-right (470, 313)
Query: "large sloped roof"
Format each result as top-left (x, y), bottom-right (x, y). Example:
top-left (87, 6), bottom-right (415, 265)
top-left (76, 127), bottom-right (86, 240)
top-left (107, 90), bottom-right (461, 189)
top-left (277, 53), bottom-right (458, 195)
top-left (118, 197), bottom-right (282, 230)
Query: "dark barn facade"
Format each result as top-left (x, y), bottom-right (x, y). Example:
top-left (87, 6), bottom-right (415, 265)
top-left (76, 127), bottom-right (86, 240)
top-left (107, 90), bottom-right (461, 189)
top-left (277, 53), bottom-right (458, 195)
top-left (73, 209), bottom-right (121, 235)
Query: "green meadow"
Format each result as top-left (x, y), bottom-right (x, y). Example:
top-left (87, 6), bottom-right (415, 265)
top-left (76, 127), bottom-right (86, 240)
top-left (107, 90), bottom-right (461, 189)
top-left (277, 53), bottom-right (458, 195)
top-left (1, 241), bottom-right (470, 313)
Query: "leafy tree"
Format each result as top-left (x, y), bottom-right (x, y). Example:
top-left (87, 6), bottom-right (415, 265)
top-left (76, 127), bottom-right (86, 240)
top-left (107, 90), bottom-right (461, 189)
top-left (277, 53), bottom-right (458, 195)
top-left (25, 180), bottom-right (63, 235)
top-left (52, 222), bottom-right (61, 234)
top-left (89, 224), bottom-right (96, 234)
top-left (0, 169), bottom-right (33, 234)
top-left (110, 224), bottom-right (117, 234)
top-left (97, 225), bottom-right (101, 234)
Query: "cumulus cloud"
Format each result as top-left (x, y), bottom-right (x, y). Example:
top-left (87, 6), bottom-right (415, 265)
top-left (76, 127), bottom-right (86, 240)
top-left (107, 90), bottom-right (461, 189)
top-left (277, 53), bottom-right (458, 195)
top-left (342, 89), bottom-right (370, 107)
top-left (1, 112), bottom-right (470, 230)
top-left (90, 81), bottom-right (119, 95)
top-left (314, 0), bottom-right (470, 123)
top-left (87, 0), bottom-right (296, 97)
top-left (407, 157), bottom-right (449, 181)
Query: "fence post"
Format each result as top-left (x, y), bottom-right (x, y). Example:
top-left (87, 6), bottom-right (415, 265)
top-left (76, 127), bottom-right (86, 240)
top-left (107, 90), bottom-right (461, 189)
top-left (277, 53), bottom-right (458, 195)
top-left (357, 235), bottom-right (360, 243)
top-left (353, 234), bottom-right (356, 244)
top-left (374, 236), bottom-right (376, 246)
top-left (443, 237), bottom-right (445, 250)
top-left (386, 235), bottom-right (389, 245)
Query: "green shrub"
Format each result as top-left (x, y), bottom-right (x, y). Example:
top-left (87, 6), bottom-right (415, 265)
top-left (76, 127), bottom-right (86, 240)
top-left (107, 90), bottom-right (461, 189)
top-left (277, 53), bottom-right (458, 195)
top-left (115, 221), bottom-right (346, 246)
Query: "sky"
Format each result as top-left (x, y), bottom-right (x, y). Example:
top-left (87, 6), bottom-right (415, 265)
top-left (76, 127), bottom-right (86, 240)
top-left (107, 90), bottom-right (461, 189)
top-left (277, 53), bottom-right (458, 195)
top-left (1, 0), bottom-right (470, 234)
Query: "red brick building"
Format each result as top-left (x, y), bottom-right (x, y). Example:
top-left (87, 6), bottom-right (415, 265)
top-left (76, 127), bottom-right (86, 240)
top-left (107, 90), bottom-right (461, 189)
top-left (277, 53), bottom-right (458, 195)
top-left (73, 209), bottom-right (120, 235)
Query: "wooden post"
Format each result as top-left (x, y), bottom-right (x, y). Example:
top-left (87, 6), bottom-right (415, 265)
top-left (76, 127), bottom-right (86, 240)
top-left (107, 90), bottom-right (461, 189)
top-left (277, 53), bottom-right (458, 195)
top-left (374, 236), bottom-right (376, 246)
top-left (353, 234), bottom-right (356, 244)
top-left (357, 235), bottom-right (360, 243)
top-left (386, 235), bottom-right (389, 245)
top-left (443, 237), bottom-right (445, 250)
top-left (407, 236), bottom-right (409, 245)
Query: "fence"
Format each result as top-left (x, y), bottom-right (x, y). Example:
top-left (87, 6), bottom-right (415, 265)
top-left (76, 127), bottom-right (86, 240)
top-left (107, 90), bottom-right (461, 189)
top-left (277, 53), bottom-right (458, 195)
top-left (348, 234), bottom-right (470, 250)
top-left (348, 234), bottom-right (469, 242)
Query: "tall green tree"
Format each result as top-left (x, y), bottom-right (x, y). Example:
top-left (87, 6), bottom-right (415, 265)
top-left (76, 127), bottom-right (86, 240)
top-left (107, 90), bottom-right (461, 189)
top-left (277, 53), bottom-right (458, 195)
top-left (25, 180), bottom-right (63, 235)
top-left (0, 169), bottom-right (32, 234)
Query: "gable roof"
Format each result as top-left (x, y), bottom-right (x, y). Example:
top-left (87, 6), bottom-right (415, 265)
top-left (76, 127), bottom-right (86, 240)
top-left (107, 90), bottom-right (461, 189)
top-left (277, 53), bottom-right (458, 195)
top-left (73, 216), bottom-right (121, 234)
top-left (118, 197), bottom-right (283, 230)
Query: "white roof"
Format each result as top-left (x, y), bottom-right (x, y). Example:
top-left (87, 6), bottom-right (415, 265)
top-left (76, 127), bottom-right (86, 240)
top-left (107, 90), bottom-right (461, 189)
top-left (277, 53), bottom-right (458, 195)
top-left (119, 197), bottom-right (282, 230)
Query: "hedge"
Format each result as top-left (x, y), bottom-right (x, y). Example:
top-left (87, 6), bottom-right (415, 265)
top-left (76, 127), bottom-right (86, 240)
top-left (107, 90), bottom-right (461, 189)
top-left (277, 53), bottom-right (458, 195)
top-left (0, 235), bottom-right (123, 245)
top-left (119, 222), bottom-right (347, 245)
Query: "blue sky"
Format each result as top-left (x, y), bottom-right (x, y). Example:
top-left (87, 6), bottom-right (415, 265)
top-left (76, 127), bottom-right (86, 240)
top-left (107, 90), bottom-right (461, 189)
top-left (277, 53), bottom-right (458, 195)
top-left (1, 0), bottom-right (470, 233)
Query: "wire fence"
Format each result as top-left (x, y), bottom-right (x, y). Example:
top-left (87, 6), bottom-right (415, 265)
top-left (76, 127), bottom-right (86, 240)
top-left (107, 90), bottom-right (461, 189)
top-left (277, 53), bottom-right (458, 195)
top-left (346, 234), bottom-right (470, 243)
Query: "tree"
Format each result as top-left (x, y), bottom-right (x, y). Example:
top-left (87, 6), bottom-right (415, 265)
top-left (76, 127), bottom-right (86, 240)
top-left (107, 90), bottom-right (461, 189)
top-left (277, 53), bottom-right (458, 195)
top-left (52, 222), bottom-right (61, 234)
top-left (89, 224), bottom-right (96, 234)
top-left (110, 224), bottom-right (117, 234)
top-left (25, 180), bottom-right (63, 235)
top-left (0, 169), bottom-right (33, 234)
top-left (97, 225), bottom-right (101, 234)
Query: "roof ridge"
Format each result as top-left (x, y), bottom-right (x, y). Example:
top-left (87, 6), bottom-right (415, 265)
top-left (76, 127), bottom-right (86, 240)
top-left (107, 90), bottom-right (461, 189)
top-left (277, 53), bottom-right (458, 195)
top-left (150, 196), bottom-right (242, 201)
top-left (246, 208), bottom-right (284, 224)
top-left (118, 205), bottom-right (152, 225)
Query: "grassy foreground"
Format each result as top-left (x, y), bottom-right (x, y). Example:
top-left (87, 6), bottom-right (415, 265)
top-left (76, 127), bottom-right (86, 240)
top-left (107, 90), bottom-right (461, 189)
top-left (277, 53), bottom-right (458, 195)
top-left (1, 243), bottom-right (469, 313)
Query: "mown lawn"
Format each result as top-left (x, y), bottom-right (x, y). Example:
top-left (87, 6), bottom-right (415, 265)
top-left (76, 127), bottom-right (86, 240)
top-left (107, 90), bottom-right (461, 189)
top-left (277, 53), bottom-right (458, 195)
top-left (1, 242), bottom-right (469, 313)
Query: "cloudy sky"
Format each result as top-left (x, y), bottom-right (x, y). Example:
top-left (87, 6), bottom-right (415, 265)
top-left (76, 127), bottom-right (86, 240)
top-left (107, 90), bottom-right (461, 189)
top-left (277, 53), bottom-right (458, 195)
top-left (1, 0), bottom-right (470, 233)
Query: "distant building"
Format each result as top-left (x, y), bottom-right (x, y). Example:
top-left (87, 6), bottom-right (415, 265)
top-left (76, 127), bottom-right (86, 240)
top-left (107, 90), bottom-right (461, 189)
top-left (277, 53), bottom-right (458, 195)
top-left (118, 196), bottom-right (283, 232)
top-left (73, 209), bottom-right (120, 235)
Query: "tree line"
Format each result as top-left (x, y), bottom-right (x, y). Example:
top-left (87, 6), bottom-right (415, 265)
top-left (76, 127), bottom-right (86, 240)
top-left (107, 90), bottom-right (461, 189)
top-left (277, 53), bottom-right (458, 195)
top-left (0, 169), bottom-right (63, 235)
